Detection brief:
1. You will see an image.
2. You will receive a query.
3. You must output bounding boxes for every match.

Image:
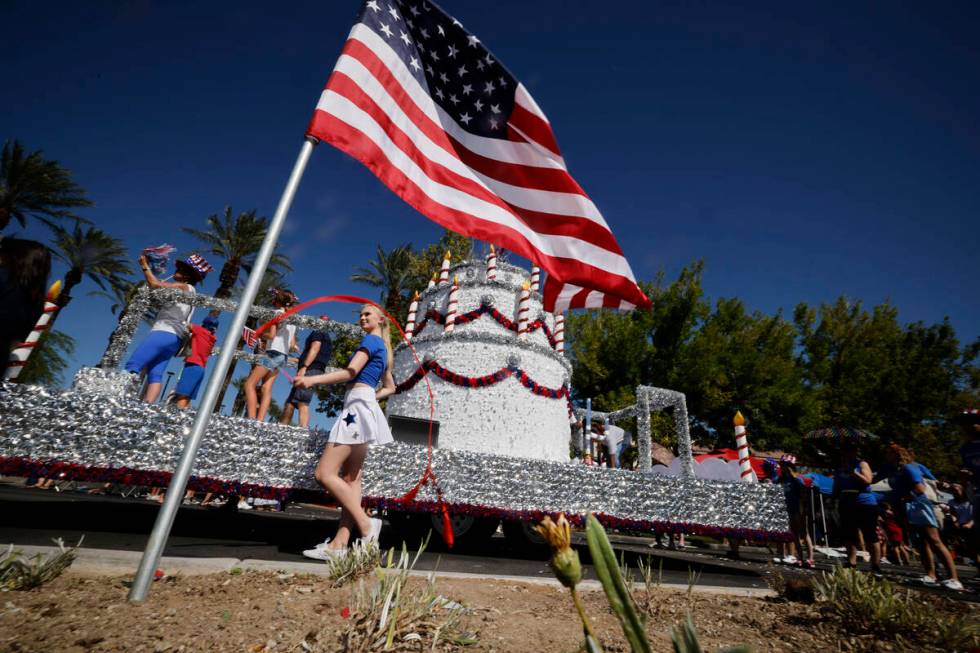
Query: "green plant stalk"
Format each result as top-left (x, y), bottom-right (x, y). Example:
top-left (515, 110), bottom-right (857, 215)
top-left (570, 585), bottom-right (602, 650)
top-left (586, 514), bottom-right (652, 653)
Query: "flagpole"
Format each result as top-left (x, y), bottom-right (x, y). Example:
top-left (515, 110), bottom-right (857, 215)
top-left (128, 136), bottom-right (318, 602)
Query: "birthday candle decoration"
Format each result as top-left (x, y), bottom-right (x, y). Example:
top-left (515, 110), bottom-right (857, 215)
top-left (734, 411), bottom-right (755, 482)
top-left (4, 281), bottom-right (62, 381)
top-left (486, 244), bottom-right (497, 281)
top-left (444, 277), bottom-right (459, 334)
top-left (517, 280), bottom-right (531, 341)
top-left (439, 250), bottom-right (451, 284)
top-left (530, 266), bottom-right (541, 293)
top-left (427, 273), bottom-right (438, 290)
top-left (554, 313), bottom-right (565, 354)
top-left (405, 290), bottom-right (421, 341)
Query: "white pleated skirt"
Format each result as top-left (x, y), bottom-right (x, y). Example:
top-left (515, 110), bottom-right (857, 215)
top-left (327, 386), bottom-right (393, 446)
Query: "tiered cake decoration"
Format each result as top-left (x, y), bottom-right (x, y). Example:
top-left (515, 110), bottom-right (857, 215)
top-left (388, 249), bottom-right (572, 462)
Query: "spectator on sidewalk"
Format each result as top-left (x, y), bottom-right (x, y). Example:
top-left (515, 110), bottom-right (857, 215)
top-left (880, 501), bottom-right (911, 565)
top-left (886, 443), bottom-right (962, 590)
top-left (833, 440), bottom-right (882, 574)
top-left (780, 455), bottom-right (814, 567)
top-left (280, 318), bottom-right (333, 428)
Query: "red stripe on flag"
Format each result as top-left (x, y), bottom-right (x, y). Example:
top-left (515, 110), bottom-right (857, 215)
top-left (320, 72), bottom-right (624, 253)
top-left (508, 101), bottom-right (561, 157)
top-left (310, 112), bottom-right (646, 304)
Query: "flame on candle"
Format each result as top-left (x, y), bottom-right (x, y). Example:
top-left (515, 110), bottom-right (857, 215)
top-left (522, 280), bottom-right (530, 291)
top-left (444, 250), bottom-right (451, 262)
top-left (452, 275), bottom-right (459, 286)
top-left (47, 279), bottom-right (63, 302)
top-left (411, 290), bottom-right (420, 302)
top-left (733, 410), bottom-right (745, 427)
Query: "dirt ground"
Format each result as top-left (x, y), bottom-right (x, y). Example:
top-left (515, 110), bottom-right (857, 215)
top-left (0, 570), bottom-right (976, 653)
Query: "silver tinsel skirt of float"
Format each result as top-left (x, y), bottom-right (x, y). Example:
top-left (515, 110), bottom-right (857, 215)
top-left (0, 368), bottom-right (790, 541)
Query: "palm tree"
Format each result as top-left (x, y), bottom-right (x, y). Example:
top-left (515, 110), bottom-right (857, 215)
top-left (49, 224), bottom-right (133, 310)
top-left (183, 206), bottom-right (293, 410)
top-left (0, 140), bottom-right (93, 232)
top-left (351, 243), bottom-right (414, 318)
top-left (182, 206), bottom-right (292, 299)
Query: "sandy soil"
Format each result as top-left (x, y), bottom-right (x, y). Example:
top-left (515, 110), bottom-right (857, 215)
top-left (0, 570), bottom-right (975, 652)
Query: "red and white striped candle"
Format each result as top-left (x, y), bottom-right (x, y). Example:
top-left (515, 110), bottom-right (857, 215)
top-left (4, 281), bottom-right (62, 381)
top-left (427, 273), bottom-right (437, 290)
top-left (530, 266), bottom-right (540, 292)
top-left (405, 290), bottom-right (421, 341)
top-left (554, 313), bottom-right (565, 353)
top-left (439, 250), bottom-right (451, 285)
top-left (444, 276), bottom-right (459, 334)
top-left (734, 411), bottom-right (755, 482)
top-left (517, 280), bottom-right (531, 341)
top-left (486, 244), bottom-right (497, 281)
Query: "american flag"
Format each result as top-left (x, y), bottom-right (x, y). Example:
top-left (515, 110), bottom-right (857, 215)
top-left (306, 0), bottom-right (650, 313)
top-left (242, 327), bottom-right (259, 348)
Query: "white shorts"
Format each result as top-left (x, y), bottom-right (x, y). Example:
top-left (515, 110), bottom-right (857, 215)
top-left (327, 386), bottom-right (393, 446)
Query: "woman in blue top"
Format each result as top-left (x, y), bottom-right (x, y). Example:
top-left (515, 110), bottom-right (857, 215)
top-left (833, 440), bottom-right (882, 573)
top-left (292, 304), bottom-right (395, 559)
top-left (885, 443), bottom-right (961, 590)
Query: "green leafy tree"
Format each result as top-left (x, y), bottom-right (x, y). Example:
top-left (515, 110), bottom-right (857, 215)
top-left (405, 230), bottom-right (473, 295)
top-left (681, 298), bottom-right (815, 451)
top-left (794, 298), bottom-right (979, 474)
top-left (0, 140), bottom-right (93, 233)
top-left (49, 224), bottom-right (133, 311)
top-left (17, 330), bottom-right (76, 387)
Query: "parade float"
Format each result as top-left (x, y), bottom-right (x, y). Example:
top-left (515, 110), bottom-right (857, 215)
top-left (0, 250), bottom-right (790, 550)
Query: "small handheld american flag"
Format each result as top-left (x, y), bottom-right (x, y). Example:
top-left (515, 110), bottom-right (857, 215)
top-left (242, 327), bottom-right (259, 348)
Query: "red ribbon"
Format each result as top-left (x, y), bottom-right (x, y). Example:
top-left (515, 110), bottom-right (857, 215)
top-left (255, 294), bottom-right (453, 547)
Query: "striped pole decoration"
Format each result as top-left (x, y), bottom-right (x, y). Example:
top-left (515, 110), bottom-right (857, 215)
top-left (4, 280), bottom-right (62, 381)
top-left (486, 244), bottom-right (497, 281)
top-left (733, 410), bottom-right (755, 482)
top-left (405, 290), bottom-right (421, 341)
top-left (427, 273), bottom-right (438, 290)
top-left (530, 266), bottom-right (541, 293)
top-left (517, 280), bottom-right (531, 341)
top-left (438, 250), bottom-right (451, 285)
top-left (554, 313), bottom-right (565, 353)
top-left (444, 277), bottom-right (460, 334)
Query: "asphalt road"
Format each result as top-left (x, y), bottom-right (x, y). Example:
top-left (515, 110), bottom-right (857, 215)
top-left (0, 481), bottom-right (768, 590)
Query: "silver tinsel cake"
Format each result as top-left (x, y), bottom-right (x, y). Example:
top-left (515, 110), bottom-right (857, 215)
top-left (387, 260), bottom-right (572, 461)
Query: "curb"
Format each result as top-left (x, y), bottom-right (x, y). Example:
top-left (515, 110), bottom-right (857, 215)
top-left (4, 543), bottom-right (775, 598)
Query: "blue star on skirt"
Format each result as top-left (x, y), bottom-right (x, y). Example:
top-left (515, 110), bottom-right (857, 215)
top-left (343, 412), bottom-right (357, 426)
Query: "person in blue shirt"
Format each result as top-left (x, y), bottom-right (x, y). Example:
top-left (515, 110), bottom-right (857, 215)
top-left (885, 443), bottom-right (961, 590)
top-left (292, 304), bottom-right (396, 560)
top-left (833, 440), bottom-right (882, 573)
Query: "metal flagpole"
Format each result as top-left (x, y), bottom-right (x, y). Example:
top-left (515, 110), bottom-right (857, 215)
top-left (128, 136), bottom-right (318, 602)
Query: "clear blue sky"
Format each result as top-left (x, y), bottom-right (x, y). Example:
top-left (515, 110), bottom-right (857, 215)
top-left (3, 1), bottom-right (978, 422)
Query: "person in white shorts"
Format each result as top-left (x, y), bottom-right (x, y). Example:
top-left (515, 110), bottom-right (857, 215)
top-left (292, 303), bottom-right (395, 559)
top-left (244, 288), bottom-right (298, 421)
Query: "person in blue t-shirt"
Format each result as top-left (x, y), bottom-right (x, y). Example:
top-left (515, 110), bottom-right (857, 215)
top-left (885, 443), bottom-right (961, 590)
top-left (292, 304), bottom-right (396, 560)
top-left (833, 440), bottom-right (882, 573)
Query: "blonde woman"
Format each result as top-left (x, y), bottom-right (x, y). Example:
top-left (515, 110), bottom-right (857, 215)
top-left (293, 304), bottom-right (395, 559)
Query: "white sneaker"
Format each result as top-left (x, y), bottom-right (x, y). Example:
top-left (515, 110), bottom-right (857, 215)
top-left (782, 555), bottom-right (798, 564)
top-left (360, 517), bottom-right (383, 543)
top-left (920, 575), bottom-right (938, 586)
top-left (302, 545), bottom-right (346, 561)
top-left (941, 579), bottom-right (964, 591)
top-left (237, 499), bottom-right (253, 511)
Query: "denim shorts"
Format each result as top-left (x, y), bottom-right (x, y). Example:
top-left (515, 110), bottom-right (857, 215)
top-left (258, 350), bottom-right (287, 370)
